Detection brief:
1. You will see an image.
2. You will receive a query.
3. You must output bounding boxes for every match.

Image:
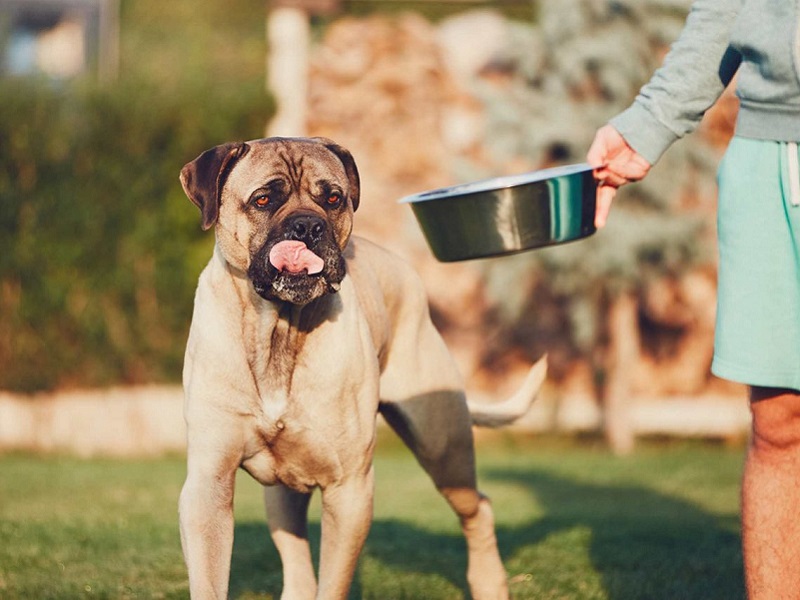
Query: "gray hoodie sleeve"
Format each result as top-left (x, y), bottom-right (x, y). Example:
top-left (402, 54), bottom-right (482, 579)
top-left (610, 0), bottom-right (743, 165)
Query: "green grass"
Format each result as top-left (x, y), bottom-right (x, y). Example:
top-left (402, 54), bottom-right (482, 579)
top-left (0, 433), bottom-right (745, 599)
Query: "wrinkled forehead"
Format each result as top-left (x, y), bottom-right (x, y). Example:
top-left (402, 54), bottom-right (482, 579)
top-left (225, 140), bottom-right (348, 195)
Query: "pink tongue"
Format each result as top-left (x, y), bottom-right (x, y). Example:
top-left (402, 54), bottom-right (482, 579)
top-left (269, 240), bottom-right (324, 275)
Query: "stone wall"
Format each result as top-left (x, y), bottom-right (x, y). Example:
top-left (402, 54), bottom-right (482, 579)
top-left (0, 385), bottom-right (749, 456)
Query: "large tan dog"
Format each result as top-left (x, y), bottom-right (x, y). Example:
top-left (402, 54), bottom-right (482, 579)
top-left (178, 137), bottom-right (546, 600)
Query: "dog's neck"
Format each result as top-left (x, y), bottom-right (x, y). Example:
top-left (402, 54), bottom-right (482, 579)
top-left (255, 293), bottom-right (343, 406)
top-left (210, 244), bottom-right (345, 396)
top-left (212, 242), bottom-right (249, 284)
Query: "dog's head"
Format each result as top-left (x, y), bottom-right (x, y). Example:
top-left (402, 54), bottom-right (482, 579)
top-left (180, 137), bottom-right (360, 306)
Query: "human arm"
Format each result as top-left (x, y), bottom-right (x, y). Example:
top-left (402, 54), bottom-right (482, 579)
top-left (588, 0), bottom-right (742, 227)
top-left (612, 0), bottom-right (742, 165)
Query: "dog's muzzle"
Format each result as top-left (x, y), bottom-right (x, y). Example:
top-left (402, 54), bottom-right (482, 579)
top-left (248, 213), bottom-right (346, 306)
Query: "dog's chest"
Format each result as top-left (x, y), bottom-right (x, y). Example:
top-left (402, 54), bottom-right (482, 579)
top-left (241, 418), bottom-right (345, 492)
top-left (240, 374), bottom-right (369, 493)
top-left (238, 298), bottom-right (379, 492)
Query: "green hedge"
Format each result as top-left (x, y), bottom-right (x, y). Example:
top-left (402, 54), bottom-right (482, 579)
top-left (0, 79), bottom-right (271, 391)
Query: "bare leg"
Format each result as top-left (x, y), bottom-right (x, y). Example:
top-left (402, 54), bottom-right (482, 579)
top-left (264, 485), bottom-right (317, 600)
top-left (742, 386), bottom-right (800, 599)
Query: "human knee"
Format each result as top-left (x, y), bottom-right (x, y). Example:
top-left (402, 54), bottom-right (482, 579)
top-left (750, 387), bottom-right (800, 453)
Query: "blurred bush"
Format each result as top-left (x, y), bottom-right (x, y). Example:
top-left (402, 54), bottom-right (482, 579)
top-left (0, 0), bottom-right (272, 392)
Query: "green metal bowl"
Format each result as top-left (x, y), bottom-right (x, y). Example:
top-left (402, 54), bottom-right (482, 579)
top-left (400, 163), bottom-right (597, 262)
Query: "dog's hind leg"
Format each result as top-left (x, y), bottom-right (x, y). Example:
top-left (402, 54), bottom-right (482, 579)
top-left (446, 489), bottom-right (509, 600)
top-left (376, 266), bottom-right (509, 599)
top-left (380, 395), bottom-right (509, 600)
top-left (264, 485), bottom-right (317, 599)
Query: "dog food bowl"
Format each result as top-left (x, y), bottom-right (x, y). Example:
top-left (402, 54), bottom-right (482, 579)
top-left (400, 163), bottom-right (597, 262)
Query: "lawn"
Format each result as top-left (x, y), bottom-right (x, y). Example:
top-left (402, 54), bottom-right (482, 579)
top-left (0, 432), bottom-right (745, 599)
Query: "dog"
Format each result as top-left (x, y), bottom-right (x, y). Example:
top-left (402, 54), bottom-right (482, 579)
top-left (178, 137), bottom-right (547, 599)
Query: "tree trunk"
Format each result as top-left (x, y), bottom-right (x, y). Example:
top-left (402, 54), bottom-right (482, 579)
top-left (603, 291), bottom-right (640, 455)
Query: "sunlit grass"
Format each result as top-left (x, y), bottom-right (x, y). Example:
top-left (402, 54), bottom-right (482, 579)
top-left (0, 433), bottom-right (745, 599)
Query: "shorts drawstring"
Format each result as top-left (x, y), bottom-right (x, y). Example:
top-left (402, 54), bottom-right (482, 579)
top-left (787, 141), bottom-right (800, 207)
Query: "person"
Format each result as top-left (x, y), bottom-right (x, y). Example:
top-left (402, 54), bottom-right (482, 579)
top-left (586, 1), bottom-right (800, 597)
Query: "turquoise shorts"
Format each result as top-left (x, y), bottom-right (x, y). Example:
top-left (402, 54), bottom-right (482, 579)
top-left (712, 136), bottom-right (800, 390)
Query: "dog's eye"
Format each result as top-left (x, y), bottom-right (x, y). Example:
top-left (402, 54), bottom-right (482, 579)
top-left (253, 194), bottom-right (269, 207)
top-left (327, 193), bottom-right (341, 206)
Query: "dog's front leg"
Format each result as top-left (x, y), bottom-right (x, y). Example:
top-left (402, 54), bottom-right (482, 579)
top-left (317, 470), bottom-right (375, 600)
top-left (179, 453), bottom-right (239, 599)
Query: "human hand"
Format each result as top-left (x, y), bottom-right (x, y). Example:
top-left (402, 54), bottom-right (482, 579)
top-left (586, 125), bottom-right (651, 228)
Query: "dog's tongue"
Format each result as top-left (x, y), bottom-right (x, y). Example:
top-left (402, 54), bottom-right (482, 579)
top-left (269, 240), bottom-right (324, 275)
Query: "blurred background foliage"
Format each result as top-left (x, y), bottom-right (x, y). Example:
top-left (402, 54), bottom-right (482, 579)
top-left (1, 0), bottom-right (733, 424)
top-left (0, 0), bottom-right (272, 391)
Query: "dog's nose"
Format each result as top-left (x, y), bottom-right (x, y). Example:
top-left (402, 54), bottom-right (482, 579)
top-left (288, 214), bottom-right (326, 245)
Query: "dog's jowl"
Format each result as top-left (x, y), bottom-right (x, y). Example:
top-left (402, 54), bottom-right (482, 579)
top-left (178, 136), bottom-right (547, 600)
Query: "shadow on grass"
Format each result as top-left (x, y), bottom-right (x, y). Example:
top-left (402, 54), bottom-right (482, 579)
top-left (230, 519), bottom-right (466, 600)
top-left (229, 522), bottom-right (285, 599)
top-left (488, 467), bottom-right (744, 599)
top-left (229, 468), bottom-right (744, 600)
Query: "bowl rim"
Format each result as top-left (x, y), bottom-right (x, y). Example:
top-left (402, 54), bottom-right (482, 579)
top-left (398, 162), bottom-right (593, 204)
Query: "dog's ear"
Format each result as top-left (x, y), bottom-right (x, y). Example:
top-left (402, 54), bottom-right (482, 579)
top-left (180, 142), bottom-right (250, 230)
top-left (316, 139), bottom-right (361, 212)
